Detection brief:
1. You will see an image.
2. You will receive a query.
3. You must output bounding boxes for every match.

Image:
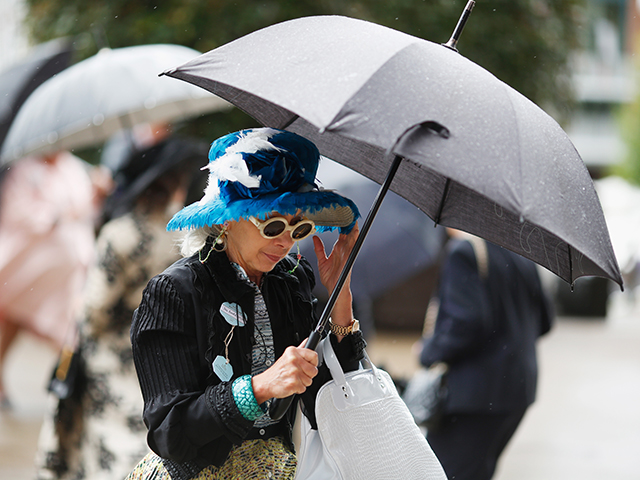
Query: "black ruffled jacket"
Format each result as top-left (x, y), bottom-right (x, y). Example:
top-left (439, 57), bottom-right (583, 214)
top-left (130, 248), bottom-right (365, 479)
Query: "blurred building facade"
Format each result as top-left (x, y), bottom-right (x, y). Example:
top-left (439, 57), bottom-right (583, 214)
top-left (551, 0), bottom-right (640, 318)
top-left (0, 0), bottom-right (29, 71)
top-left (566, 0), bottom-right (639, 175)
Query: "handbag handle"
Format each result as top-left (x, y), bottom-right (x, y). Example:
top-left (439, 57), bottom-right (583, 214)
top-left (321, 337), bottom-right (376, 386)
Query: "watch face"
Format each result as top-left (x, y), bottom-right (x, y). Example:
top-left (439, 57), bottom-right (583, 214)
top-left (352, 319), bottom-right (360, 332)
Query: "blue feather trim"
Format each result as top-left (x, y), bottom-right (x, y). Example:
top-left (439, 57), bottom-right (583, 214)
top-left (167, 190), bottom-right (359, 234)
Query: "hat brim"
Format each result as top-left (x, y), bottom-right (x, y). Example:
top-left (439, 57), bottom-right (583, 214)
top-left (167, 190), bottom-right (360, 233)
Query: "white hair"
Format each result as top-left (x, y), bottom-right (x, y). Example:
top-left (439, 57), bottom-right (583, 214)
top-left (179, 225), bottom-right (223, 257)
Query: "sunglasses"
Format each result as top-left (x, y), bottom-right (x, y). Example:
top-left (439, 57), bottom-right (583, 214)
top-left (249, 216), bottom-right (316, 240)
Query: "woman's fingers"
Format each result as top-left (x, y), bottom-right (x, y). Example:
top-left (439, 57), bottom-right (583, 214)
top-left (312, 235), bottom-right (327, 263)
top-left (313, 223), bottom-right (360, 294)
top-left (252, 340), bottom-right (319, 402)
top-left (274, 345), bottom-right (318, 392)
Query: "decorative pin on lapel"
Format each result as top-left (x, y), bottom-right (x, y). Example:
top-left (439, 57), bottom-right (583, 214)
top-left (212, 355), bottom-right (233, 382)
top-left (212, 302), bottom-right (248, 382)
top-left (220, 302), bottom-right (247, 327)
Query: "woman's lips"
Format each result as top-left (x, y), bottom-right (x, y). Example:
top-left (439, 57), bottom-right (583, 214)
top-left (263, 252), bottom-right (282, 263)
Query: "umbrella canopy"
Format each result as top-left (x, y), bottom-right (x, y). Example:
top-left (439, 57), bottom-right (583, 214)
top-left (0, 37), bottom-right (74, 150)
top-left (0, 44), bottom-right (231, 165)
top-left (161, 15), bottom-right (622, 289)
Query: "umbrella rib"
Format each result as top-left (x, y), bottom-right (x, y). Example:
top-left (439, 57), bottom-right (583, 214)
top-left (280, 114), bottom-right (299, 130)
top-left (568, 243), bottom-right (573, 289)
top-left (434, 178), bottom-right (452, 225)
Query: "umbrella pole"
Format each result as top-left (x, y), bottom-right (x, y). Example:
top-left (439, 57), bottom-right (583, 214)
top-left (443, 0), bottom-right (476, 52)
top-left (269, 154), bottom-right (404, 420)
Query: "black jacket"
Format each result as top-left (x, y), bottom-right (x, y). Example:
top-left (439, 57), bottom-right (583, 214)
top-left (131, 248), bottom-right (364, 478)
top-left (421, 239), bottom-right (553, 413)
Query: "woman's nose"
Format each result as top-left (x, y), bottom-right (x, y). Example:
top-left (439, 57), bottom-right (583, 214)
top-left (275, 232), bottom-right (295, 249)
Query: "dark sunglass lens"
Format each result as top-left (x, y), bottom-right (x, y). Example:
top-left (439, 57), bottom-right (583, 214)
top-left (263, 220), bottom-right (287, 237)
top-left (292, 223), bottom-right (313, 239)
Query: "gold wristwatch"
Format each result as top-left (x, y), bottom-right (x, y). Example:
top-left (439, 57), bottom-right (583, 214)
top-left (329, 319), bottom-right (360, 336)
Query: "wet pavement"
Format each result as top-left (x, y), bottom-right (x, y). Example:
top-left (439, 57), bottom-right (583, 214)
top-left (1, 292), bottom-right (639, 479)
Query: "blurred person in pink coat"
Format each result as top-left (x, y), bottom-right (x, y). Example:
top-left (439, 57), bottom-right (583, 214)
top-left (0, 151), bottom-right (103, 407)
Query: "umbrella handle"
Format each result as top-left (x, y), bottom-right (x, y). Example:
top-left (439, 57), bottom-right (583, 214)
top-left (268, 155), bottom-right (404, 421)
top-left (267, 330), bottom-right (323, 420)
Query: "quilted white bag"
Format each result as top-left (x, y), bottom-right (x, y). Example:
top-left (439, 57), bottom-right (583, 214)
top-left (294, 338), bottom-right (447, 480)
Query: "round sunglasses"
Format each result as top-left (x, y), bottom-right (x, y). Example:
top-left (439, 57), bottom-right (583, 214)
top-left (249, 216), bottom-right (316, 240)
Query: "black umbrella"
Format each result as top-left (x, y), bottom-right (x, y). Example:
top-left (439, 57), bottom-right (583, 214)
top-left (0, 37), bottom-right (74, 150)
top-left (160, 11), bottom-right (622, 416)
top-left (162, 14), bottom-right (620, 287)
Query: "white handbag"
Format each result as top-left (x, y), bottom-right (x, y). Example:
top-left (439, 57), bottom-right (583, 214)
top-left (294, 338), bottom-right (447, 480)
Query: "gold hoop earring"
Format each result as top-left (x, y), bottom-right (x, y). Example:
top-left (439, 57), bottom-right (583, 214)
top-left (200, 225), bottom-right (228, 263)
top-left (213, 230), bottom-right (227, 252)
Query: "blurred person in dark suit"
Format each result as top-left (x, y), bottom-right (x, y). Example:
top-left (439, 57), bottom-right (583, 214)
top-left (419, 229), bottom-right (553, 480)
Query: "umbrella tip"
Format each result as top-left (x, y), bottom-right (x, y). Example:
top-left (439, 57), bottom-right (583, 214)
top-left (442, 0), bottom-right (476, 52)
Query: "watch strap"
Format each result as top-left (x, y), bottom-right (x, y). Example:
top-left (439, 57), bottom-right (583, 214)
top-left (329, 319), bottom-right (358, 336)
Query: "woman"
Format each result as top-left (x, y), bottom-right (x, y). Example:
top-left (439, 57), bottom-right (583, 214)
top-left (0, 151), bottom-right (97, 408)
top-left (34, 136), bottom-right (206, 480)
top-left (126, 128), bottom-right (364, 479)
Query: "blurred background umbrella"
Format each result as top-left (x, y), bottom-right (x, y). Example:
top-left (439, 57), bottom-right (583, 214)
top-left (0, 37), bottom-right (75, 151)
top-left (0, 43), bottom-right (231, 165)
top-left (100, 134), bottom-right (209, 223)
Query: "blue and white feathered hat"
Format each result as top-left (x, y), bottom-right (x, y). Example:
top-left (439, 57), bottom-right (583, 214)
top-left (167, 128), bottom-right (360, 233)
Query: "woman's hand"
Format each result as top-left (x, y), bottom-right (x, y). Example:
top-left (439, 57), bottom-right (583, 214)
top-left (313, 223), bottom-right (359, 294)
top-left (251, 340), bottom-right (319, 404)
top-left (313, 223), bottom-right (359, 339)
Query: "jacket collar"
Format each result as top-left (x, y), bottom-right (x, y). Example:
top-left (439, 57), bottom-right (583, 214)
top-left (200, 247), bottom-right (301, 303)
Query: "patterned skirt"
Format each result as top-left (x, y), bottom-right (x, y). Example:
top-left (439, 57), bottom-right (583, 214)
top-left (125, 437), bottom-right (297, 480)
